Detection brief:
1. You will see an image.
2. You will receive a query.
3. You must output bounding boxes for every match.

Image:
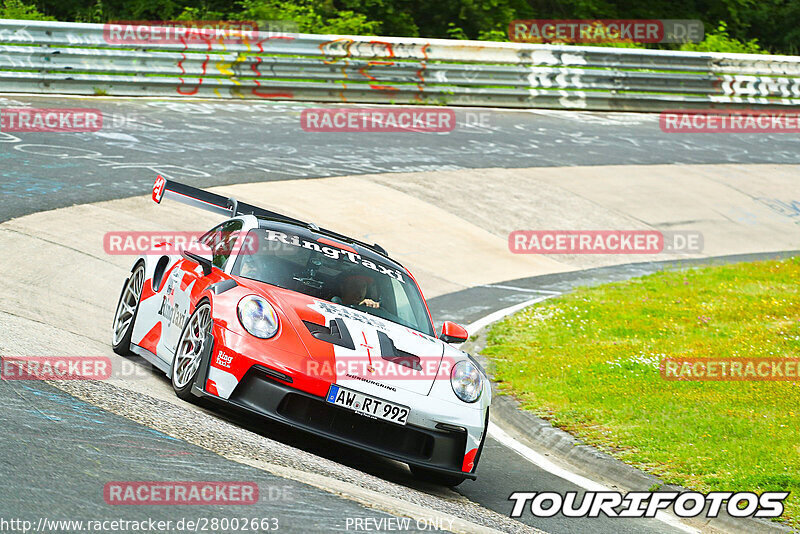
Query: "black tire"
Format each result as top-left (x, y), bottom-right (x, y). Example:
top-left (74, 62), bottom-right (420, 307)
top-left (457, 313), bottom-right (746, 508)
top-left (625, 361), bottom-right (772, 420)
top-left (111, 263), bottom-right (145, 356)
top-left (170, 300), bottom-right (213, 402)
top-left (409, 465), bottom-right (466, 487)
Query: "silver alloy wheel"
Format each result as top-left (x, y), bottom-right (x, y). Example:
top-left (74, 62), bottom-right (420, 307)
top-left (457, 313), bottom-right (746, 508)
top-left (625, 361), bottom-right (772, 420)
top-left (112, 265), bottom-right (145, 346)
top-left (172, 303), bottom-right (212, 389)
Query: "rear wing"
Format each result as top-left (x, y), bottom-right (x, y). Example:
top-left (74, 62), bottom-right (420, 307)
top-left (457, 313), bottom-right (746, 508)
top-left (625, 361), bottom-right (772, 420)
top-left (151, 176), bottom-right (388, 257)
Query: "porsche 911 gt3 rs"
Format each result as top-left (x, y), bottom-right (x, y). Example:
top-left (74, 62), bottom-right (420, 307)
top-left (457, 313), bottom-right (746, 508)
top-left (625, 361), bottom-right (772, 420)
top-left (111, 177), bottom-right (490, 486)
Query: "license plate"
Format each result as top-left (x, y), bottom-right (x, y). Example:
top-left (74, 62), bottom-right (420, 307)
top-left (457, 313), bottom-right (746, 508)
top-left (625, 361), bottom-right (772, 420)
top-left (326, 384), bottom-right (409, 425)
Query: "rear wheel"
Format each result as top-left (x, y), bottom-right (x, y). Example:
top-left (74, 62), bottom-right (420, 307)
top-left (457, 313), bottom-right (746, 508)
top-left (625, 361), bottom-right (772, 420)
top-left (409, 465), bottom-right (466, 487)
top-left (111, 264), bottom-right (145, 355)
top-left (171, 301), bottom-right (212, 402)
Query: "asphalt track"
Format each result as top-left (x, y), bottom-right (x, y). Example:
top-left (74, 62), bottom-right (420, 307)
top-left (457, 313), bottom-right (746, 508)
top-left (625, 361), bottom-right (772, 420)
top-left (3, 94), bottom-right (800, 223)
top-left (2, 94), bottom-right (799, 534)
top-left (1, 379), bottom-right (423, 533)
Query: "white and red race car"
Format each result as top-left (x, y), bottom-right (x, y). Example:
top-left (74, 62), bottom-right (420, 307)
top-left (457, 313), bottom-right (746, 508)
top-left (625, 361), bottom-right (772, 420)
top-left (111, 177), bottom-right (490, 486)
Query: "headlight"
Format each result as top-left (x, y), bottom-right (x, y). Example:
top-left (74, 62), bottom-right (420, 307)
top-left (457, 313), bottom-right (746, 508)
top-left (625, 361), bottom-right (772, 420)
top-left (237, 295), bottom-right (279, 339)
top-left (450, 360), bottom-right (483, 403)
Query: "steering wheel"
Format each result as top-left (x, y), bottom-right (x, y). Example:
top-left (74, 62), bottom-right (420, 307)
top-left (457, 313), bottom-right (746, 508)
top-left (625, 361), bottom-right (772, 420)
top-left (292, 257), bottom-right (325, 291)
top-left (353, 303), bottom-right (399, 323)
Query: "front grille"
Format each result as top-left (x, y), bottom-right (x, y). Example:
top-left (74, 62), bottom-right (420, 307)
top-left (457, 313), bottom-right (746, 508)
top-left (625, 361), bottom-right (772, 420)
top-left (228, 369), bottom-right (468, 471)
top-left (277, 392), bottom-right (434, 459)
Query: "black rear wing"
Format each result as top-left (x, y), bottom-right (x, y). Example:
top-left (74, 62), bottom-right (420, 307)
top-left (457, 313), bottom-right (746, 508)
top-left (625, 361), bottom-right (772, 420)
top-left (151, 176), bottom-right (388, 257)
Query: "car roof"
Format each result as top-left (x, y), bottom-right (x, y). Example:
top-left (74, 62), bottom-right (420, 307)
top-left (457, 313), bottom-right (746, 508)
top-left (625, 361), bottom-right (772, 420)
top-left (254, 218), bottom-right (408, 274)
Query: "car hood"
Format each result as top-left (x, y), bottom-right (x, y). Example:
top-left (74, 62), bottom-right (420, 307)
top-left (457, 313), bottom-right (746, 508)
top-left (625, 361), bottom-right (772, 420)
top-left (257, 284), bottom-right (447, 397)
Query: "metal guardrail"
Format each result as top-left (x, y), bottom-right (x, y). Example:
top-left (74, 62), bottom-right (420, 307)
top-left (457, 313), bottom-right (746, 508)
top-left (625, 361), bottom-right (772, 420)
top-left (0, 19), bottom-right (799, 110)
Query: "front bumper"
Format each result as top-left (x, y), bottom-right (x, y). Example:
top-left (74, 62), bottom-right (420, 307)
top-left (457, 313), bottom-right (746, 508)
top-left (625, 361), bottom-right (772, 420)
top-left (193, 347), bottom-right (480, 480)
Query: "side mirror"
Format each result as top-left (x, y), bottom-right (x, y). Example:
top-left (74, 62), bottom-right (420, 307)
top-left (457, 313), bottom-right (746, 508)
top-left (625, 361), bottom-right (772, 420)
top-left (439, 321), bottom-right (468, 344)
top-left (182, 250), bottom-right (213, 276)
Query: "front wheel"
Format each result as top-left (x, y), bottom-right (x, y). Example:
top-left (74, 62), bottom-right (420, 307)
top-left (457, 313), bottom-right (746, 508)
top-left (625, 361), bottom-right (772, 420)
top-left (111, 264), bottom-right (145, 355)
top-left (409, 465), bottom-right (466, 487)
top-left (171, 301), bottom-right (212, 402)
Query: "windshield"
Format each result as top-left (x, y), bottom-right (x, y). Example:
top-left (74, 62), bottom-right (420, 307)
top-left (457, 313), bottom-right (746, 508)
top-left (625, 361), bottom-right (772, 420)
top-left (231, 228), bottom-right (434, 336)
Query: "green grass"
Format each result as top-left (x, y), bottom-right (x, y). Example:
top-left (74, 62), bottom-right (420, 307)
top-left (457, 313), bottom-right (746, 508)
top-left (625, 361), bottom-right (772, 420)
top-left (484, 256), bottom-right (800, 526)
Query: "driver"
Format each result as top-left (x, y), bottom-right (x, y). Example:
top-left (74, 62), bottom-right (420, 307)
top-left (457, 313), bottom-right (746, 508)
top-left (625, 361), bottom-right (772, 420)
top-left (331, 273), bottom-right (380, 309)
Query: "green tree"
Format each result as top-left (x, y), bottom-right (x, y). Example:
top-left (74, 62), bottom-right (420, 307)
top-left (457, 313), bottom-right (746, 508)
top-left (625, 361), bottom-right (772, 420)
top-left (0, 0), bottom-right (55, 19)
top-left (17, 0), bottom-right (800, 55)
top-left (680, 21), bottom-right (765, 54)
top-left (237, 0), bottom-right (381, 35)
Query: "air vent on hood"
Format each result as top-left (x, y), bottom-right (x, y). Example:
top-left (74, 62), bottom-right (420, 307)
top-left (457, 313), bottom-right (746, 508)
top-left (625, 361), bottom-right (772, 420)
top-left (377, 331), bottom-right (422, 371)
top-left (303, 318), bottom-right (355, 350)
